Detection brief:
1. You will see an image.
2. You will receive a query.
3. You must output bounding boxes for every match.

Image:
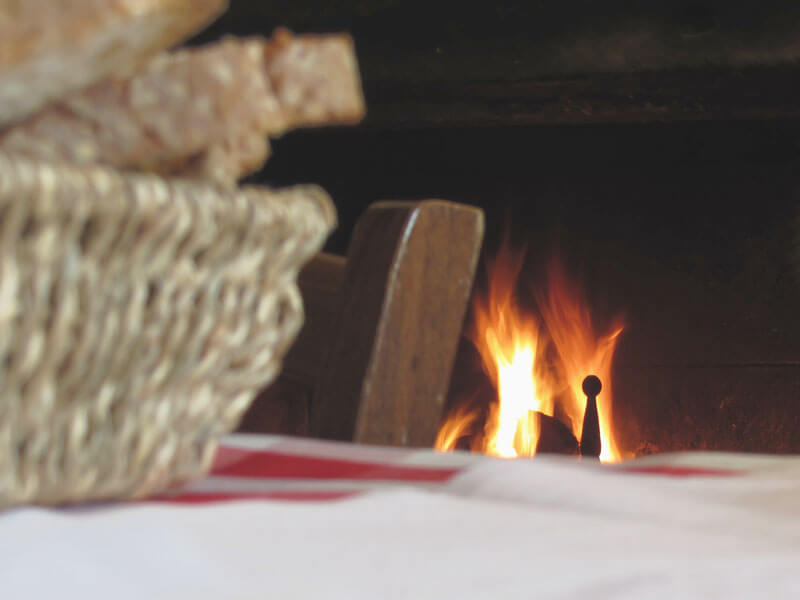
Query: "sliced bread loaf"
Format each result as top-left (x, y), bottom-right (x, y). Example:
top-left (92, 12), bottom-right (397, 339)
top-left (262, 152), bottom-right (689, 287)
top-left (0, 0), bottom-right (228, 125)
top-left (0, 30), bottom-right (365, 184)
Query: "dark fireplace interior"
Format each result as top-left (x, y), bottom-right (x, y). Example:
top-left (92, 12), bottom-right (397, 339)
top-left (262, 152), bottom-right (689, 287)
top-left (196, 1), bottom-right (800, 456)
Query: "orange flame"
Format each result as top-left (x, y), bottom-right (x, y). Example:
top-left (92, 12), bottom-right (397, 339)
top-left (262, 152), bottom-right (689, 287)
top-left (435, 242), bottom-right (627, 462)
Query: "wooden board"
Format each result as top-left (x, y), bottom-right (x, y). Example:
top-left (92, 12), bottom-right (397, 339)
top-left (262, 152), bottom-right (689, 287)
top-left (310, 201), bottom-right (484, 446)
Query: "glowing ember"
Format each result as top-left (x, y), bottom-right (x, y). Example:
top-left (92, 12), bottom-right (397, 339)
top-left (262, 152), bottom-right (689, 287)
top-left (435, 241), bottom-right (627, 462)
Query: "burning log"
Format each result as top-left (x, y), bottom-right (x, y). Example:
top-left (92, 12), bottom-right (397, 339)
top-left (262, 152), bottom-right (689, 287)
top-left (435, 242), bottom-right (625, 461)
top-left (535, 412), bottom-right (579, 456)
top-left (509, 377), bottom-right (601, 457)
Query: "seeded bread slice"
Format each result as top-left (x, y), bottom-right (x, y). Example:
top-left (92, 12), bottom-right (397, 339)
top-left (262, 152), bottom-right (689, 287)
top-left (0, 0), bottom-right (228, 126)
top-left (0, 30), bottom-right (366, 185)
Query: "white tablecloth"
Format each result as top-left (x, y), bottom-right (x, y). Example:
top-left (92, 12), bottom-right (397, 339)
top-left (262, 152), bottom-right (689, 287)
top-left (3, 434), bottom-right (800, 599)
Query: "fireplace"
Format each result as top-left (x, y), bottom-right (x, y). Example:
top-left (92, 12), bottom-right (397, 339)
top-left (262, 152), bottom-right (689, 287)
top-left (434, 238), bottom-right (626, 461)
top-left (248, 120), bottom-right (800, 457)
top-left (202, 1), bottom-right (800, 457)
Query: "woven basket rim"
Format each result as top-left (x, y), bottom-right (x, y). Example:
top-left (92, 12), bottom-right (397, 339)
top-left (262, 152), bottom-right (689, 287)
top-left (0, 152), bottom-right (337, 232)
top-left (0, 151), bottom-right (337, 509)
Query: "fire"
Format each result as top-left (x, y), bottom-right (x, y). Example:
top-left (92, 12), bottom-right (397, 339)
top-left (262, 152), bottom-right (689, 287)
top-left (435, 242), bottom-right (626, 462)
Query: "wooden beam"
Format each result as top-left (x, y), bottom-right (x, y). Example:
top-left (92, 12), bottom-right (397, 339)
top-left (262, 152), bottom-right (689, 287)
top-left (310, 200), bottom-right (484, 446)
top-left (365, 66), bottom-right (800, 128)
top-left (190, 0), bottom-right (800, 127)
top-left (196, 1), bottom-right (800, 77)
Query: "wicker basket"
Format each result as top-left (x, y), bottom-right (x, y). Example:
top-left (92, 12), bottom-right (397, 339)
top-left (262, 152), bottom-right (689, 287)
top-left (0, 152), bottom-right (335, 508)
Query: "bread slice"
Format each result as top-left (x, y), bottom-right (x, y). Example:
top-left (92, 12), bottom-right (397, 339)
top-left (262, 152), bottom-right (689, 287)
top-left (0, 0), bottom-right (228, 126)
top-left (0, 30), bottom-right (366, 185)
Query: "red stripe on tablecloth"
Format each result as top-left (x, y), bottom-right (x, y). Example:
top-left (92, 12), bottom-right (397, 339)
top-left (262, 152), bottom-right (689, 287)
top-left (620, 465), bottom-right (743, 477)
top-left (153, 490), bottom-right (362, 504)
top-left (211, 446), bottom-right (461, 482)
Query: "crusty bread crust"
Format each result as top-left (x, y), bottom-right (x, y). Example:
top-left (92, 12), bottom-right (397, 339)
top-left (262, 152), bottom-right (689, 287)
top-left (0, 0), bottom-right (228, 125)
top-left (0, 30), bottom-right (366, 185)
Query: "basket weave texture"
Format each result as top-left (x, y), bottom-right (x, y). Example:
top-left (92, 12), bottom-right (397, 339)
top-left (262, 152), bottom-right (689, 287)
top-left (0, 152), bottom-right (335, 508)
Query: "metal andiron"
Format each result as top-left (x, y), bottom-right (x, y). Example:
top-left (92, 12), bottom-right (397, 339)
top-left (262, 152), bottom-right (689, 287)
top-left (580, 375), bottom-right (602, 459)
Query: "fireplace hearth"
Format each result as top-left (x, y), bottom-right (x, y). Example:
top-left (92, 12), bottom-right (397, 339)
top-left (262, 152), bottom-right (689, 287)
top-left (255, 123), bottom-right (800, 457)
top-left (206, 1), bottom-right (800, 457)
top-left (436, 373), bottom-right (606, 459)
